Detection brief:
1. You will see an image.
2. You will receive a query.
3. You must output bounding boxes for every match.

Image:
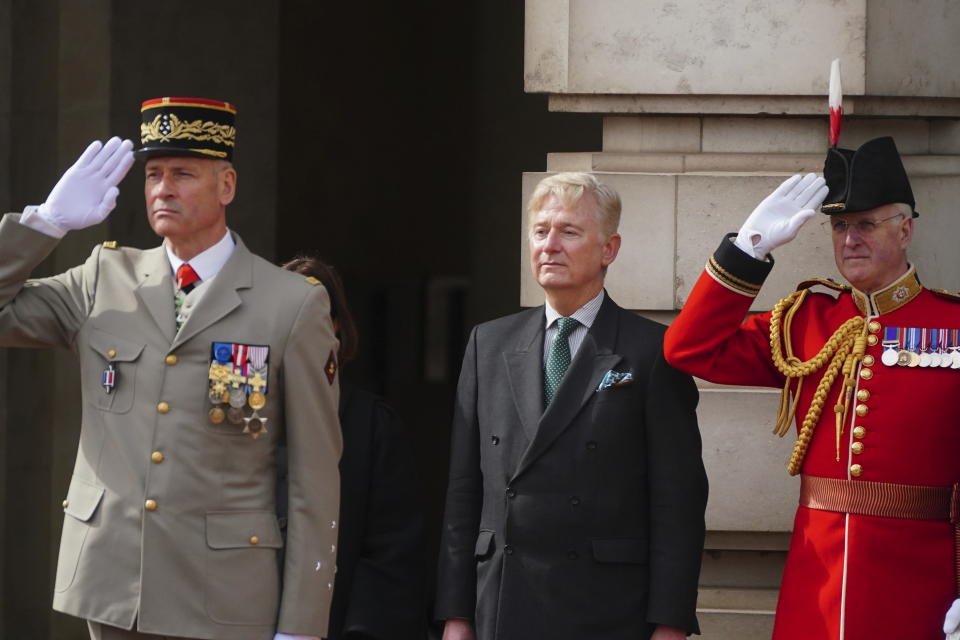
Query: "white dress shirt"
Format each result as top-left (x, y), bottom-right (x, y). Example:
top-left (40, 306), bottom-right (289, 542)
top-left (543, 289), bottom-right (605, 363)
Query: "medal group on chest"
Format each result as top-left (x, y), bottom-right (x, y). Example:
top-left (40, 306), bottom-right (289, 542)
top-left (207, 342), bottom-right (271, 438)
top-left (879, 327), bottom-right (960, 368)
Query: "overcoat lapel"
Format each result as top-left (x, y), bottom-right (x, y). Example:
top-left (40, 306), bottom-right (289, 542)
top-left (171, 235), bottom-right (253, 350)
top-left (134, 247), bottom-right (176, 344)
top-left (512, 296), bottom-right (622, 480)
top-left (503, 308), bottom-right (546, 444)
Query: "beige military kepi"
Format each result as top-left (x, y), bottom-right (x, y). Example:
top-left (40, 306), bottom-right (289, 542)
top-left (0, 97), bottom-right (342, 639)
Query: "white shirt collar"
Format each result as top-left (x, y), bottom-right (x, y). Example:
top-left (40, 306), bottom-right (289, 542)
top-left (544, 289), bottom-right (605, 330)
top-left (164, 229), bottom-right (235, 283)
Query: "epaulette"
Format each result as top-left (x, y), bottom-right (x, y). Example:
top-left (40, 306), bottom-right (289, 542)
top-left (102, 240), bottom-right (118, 249)
top-left (929, 288), bottom-right (960, 302)
top-left (796, 277), bottom-right (850, 293)
top-left (304, 276), bottom-right (321, 285)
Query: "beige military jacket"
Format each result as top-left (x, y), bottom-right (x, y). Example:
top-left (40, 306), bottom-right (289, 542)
top-left (0, 213), bottom-right (342, 639)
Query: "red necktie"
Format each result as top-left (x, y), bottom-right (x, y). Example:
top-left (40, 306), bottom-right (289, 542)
top-left (176, 263), bottom-right (201, 294)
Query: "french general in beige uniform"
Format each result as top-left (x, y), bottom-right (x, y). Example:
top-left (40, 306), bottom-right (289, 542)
top-left (0, 98), bottom-right (341, 640)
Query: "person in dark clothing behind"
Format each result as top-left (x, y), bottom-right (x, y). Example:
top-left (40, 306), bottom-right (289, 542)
top-left (280, 256), bottom-right (427, 640)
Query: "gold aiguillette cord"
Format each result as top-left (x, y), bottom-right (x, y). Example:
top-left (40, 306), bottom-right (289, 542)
top-left (769, 289), bottom-right (866, 475)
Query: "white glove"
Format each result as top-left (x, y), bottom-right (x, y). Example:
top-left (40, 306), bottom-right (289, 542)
top-left (24, 137), bottom-right (134, 237)
top-left (734, 173), bottom-right (828, 260)
top-left (273, 634), bottom-right (320, 640)
top-left (945, 598), bottom-right (960, 634)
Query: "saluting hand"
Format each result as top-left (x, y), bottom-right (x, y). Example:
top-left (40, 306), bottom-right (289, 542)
top-left (734, 172), bottom-right (828, 260)
top-left (30, 136), bottom-right (134, 235)
top-left (944, 597), bottom-right (960, 637)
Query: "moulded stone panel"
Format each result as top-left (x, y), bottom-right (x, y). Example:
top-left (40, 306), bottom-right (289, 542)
top-left (839, 119), bottom-right (931, 154)
top-left (549, 94), bottom-right (960, 117)
top-left (866, 0), bottom-right (960, 98)
top-left (563, 0), bottom-right (865, 95)
top-left (697, 387), bottom-right (801, 532)
top-left (524, 0), bottom-right (569, 92)
top-left (675, 174), bottom-right (842, 312)
top-left (703, 118), bottom-right (827, 154)
top-left (602, 116), bottom-right (701, 152)
top-left (520, 172), bottom-right (676, 310)
top-left (907, 175), bottom-right (960, 292)
top-left (930, 120), bottom-right (960, 155)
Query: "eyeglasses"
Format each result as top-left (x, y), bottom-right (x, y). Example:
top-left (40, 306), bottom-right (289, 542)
top-left (831, 213), bottom-right (905, 235)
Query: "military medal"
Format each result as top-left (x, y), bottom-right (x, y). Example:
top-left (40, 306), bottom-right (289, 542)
top-left (242, 411), bottom-right (269, 439)
top-left (937, 328), bottom-right (951, 368)
top-left (227, 406), bottom-right (245, 424)
top-left (919, 328), bottom-right (931, 367)
top-left (228, 387), bottom-right (246, 408)
top-left (208, 406), bottom-right (226, 424)
top-left (102, 363), bottom-right (117, 394)
top-left (951, 329), bottom-right (960, 369)
top-left (881, 327), bottom-right (900, 367)
top-left (248, 391), bottom-right (266, 410)
top-left (929, 329), bottom-right (942, 367)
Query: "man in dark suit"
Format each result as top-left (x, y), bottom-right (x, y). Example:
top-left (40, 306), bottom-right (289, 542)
top-left (435, 172), bottom-right (708, 640)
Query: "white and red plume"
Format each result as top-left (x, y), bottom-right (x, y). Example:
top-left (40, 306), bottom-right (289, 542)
top-left (828, 58), bottom-right (843, 147)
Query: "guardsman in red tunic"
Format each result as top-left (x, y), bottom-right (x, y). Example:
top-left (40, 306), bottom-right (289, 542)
top-left (663, 136), bottom-right (960, 640)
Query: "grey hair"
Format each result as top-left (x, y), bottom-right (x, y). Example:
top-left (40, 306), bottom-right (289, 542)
top-left (527, 172), bottom-right (621, 237)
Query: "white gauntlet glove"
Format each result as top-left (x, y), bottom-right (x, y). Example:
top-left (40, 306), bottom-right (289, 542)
top-left (23, 137), bottom-right (134, 237)
top-left (734, 173), bottom-right (828, 260)
top-left (944, 598), bottom-right (960, 637)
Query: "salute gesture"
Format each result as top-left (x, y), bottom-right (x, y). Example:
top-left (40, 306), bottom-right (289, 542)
top-left (24, 136), bottom-right (134, 236)
top-left (734, 172), bottom-right (829, 259)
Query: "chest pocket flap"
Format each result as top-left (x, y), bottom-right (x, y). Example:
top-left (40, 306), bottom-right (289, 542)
top-left (87, 327), bottom-right (145, 362)
top-left (206, 511), bottom-right (284, 549)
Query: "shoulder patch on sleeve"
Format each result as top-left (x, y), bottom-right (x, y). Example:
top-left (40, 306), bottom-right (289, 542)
top-left (796, 277), bottom-right (850, 293)
top-left (929, 288), bottom-right (960, 302)
top-left (102, 240), bottom-right (118, 249)
top-left (305, 276), bottom-right (320, 285)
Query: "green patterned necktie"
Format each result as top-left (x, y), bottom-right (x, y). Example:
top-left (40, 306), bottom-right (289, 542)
top-left (544, 316), bottom-right (579, 407)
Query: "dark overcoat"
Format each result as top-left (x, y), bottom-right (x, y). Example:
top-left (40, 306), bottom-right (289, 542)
top-left (435, 294), bottom-right (708, 640)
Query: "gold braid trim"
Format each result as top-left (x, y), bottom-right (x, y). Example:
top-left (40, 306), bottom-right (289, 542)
top-left (769, 290), bottom-right (867, 476)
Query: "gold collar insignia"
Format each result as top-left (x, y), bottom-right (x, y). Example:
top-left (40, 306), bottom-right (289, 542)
top-left (851, 265), bottom-right (922, 316)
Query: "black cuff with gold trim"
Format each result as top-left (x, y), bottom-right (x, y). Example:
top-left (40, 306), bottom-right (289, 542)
top-left (705, 233), bottom-right (773, 297)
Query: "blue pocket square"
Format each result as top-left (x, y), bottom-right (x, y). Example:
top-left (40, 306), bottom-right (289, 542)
top-left (596, 370), bottom-right (634, 392)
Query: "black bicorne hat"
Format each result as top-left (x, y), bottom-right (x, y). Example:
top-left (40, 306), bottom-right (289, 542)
top-left (821, 136), bottom-right (917, 216)
top-left (137, 97), bottom-right (237, 161)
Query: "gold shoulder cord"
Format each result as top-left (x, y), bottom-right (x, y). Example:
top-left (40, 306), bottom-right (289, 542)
top-left (769, 289), bottom-right (867, 475)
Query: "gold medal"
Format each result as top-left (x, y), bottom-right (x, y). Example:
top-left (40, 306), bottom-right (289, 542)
top-left (208, 406), bottom-right (226, 424)
top-left (248, 391), bottom-right (266, 410)
top-left (221, 390), bottom-right (231, 403)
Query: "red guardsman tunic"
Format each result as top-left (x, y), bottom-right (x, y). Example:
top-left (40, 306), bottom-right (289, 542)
top-left (664, 235), bottom-right (959, 640)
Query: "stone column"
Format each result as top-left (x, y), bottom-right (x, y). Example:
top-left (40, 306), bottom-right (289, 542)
top-left (523, 1), bottom-right (960, 637)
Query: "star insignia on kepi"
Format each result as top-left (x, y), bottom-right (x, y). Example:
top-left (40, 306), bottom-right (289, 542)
top-left (242, 412), bottom-right (269, 440)
top-left (325, 350), bottom-right (337, 385)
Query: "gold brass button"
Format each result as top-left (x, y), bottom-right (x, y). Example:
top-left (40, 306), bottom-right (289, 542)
top-left (862, 355), bottom-right (875, 367)
top-left (107, 348), bottom-right (117, 359)
top-left (157, 402), bottom-right (170, 414)
top-left (249, 536), bottom-right (260, 545)
top-left (62, 500), bottom-right (69, 509)
top-left (867, 321), bottom-right (881, 334)
top-left (855, 404), bottom-right (868, 417)
top-left (151, 451), bottom-right (164, 464)
top-left (856, 389), bottom-right (871, 402)
top-left (866, 334), bottom-right (879, 346)
top-left (165, 354), bottom-right (178, 366)
top-left (144, 499), bottom-right (158, 511)
top-left (860, 368), bottom-right (873, 380)
top-left (851, 442), bottom-right (864, 454)
top-left (850, 464), bottom-right (863, 477)
top-left (853, 426), bottom-right (866, 439)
